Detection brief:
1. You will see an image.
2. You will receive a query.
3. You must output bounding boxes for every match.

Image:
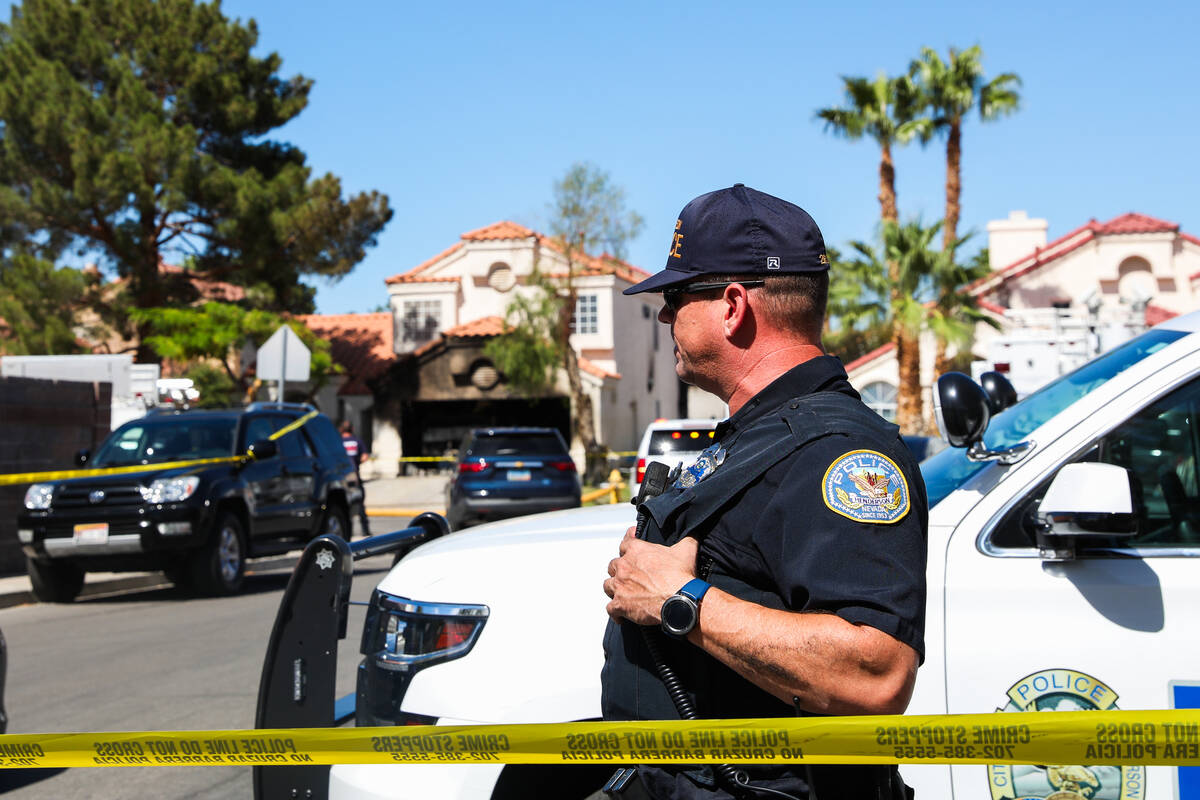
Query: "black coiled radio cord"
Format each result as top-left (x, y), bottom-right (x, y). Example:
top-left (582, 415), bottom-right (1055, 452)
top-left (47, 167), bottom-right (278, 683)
top-left (633, 462), bottom-right (801, 800)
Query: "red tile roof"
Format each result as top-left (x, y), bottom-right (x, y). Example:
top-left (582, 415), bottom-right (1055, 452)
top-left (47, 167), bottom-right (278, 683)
top-left (1092, 213), bottom-right (1178, 235)
top-left (386, 243), bottom-right (463, 283)
top-left (385, 274), bottom-right (461, 285)
top-left (971, 212), bottom-right (1193, 299)
top-left (384, 221), bottom-right (651, 287)
top-left (842, 342), bottom-right (895, 373)
top-left (462, 221), bottom-right (539, 241)
top-left (299, 312), bottom-right (394, 395)
top-left (443, 316), bottom-right (506, 338)
top-left (579, 355), bottom-right (621, 380)
top-left (1145, 304), bottom-right (1179, 327)
top-left (411, 315), bottom-right (505, 357)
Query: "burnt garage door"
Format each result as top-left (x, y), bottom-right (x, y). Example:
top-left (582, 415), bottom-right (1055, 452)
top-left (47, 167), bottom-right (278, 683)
top-left (401, 397), bottom-right (571, 458)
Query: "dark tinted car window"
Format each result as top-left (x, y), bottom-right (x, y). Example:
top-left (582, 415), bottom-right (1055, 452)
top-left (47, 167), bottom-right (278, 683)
top-left (649, 429), bottom-right (715, 455)
top-left (242, 417), bottom-right (276, 452)
top-left (271, 416), bottom-right (312, 459)
top-left (92, 418), bottom-right (237, 466)
top-left (307, 415), bottom-right (350, 462)
top-left (467, 433), bottom-right (566, 456)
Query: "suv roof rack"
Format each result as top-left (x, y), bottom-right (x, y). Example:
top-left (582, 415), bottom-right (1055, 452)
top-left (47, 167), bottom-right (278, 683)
top-left (247, 402), bottom-right (317, 413)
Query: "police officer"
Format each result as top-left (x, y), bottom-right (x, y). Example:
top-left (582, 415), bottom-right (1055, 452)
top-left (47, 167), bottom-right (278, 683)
top-left (601, 185), bottom-right (928, 800)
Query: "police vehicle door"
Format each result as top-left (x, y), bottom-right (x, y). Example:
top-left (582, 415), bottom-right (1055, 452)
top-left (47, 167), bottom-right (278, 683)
top-left (942, 361), bottom-right (1200, 800)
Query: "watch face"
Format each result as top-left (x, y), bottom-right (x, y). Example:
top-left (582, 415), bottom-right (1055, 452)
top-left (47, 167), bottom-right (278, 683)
top-left (661, 595), bottom-right (696, 636)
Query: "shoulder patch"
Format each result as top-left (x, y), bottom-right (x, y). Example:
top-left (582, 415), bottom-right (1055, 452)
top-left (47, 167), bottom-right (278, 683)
top-left (821, 449), bottom-right (910, 524)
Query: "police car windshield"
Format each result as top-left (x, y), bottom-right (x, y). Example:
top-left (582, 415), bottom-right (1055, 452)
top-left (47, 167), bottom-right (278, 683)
top-left (92, 418), bottom-right (238, 467)
top-left (921, 328), bottom-right (1188, 507)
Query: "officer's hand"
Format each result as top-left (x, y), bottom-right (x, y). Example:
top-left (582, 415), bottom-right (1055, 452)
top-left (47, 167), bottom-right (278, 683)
top-left (603, 529), bottom-right (699, 625)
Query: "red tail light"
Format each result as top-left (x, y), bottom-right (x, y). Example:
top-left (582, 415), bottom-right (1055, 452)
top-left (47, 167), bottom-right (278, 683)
top-left (636, 458), bottom-right (646, 483)
top-left (436, 620), bottom-right (478, 650)
top-left (550, 460), bottom-right (577, 472)
top-left (458, 460), bottom-right (487, 473)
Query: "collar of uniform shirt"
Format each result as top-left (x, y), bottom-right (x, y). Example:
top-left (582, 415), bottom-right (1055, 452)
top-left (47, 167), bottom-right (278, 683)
top-left (714, 354), bottom-right (851, 439)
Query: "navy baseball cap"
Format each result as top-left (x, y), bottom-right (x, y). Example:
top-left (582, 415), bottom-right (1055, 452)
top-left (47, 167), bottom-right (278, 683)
top-left (623, 183), bottom-right (829, 295)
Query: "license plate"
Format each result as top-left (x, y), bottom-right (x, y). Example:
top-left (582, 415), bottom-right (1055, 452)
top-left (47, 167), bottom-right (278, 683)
top-left (507, 470), bottom-right (531, 482)
top-left (74, 522), bottom-right (109, 544)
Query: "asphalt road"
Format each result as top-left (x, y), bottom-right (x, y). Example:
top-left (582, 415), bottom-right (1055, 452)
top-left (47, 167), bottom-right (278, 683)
top-left (0, 549), bottom-right (399, 799)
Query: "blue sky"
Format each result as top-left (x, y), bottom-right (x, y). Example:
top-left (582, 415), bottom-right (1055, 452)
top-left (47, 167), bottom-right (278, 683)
top-left (220, 0), bottom-right (1200, 315)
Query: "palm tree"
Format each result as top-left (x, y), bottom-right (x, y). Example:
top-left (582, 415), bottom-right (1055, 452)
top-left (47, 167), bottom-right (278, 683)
top-left (817, 73), bottom-right (923, 225)
top-left (910, 46), bottom-right (1022, 254)
top-left (833, 219), bottom-right (944, 431)
top-left (926, 246), bottom-right (1002, 377)
top-left (818, 73), bottom-right (926, 428)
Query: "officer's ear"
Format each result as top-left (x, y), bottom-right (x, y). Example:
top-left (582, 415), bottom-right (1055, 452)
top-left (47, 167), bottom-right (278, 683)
top-left (720, 284), bottom-right (755, 341)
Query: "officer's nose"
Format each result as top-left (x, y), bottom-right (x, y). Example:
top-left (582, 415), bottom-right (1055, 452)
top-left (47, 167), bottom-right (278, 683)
top-left (657, 304), bottom-right (674, 324)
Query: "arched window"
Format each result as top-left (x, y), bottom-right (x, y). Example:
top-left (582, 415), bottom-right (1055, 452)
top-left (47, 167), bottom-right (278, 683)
top-left (861, 381), bottom-right (898, 422)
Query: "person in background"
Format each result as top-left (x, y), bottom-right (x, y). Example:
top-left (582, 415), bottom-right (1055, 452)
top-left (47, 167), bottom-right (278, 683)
top-left (340, 420), bottom-right (372, 536)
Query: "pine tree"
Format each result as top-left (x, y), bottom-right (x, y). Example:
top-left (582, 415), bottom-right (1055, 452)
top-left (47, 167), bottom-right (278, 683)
top-left (0, 0), bottom-right (391, 357)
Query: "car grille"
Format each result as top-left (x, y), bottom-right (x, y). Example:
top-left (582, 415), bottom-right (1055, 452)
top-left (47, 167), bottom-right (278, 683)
top-left (54, 483), bottom-right (145, 508)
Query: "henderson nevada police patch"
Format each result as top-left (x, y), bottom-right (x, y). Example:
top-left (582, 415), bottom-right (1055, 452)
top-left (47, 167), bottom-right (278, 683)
top-left (821, 449), bottom-right (910, 524)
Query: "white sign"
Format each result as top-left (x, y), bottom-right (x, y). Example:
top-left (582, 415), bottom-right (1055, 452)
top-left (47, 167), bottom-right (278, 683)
top-left (257, 325), bottom-right (311, 384)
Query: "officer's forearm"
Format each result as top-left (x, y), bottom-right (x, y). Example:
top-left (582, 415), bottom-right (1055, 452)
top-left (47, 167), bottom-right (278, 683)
top-left (687, 587), bottom-right (918, 715)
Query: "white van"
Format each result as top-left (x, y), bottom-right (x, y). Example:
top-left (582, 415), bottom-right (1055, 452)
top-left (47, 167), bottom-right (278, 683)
top-left (329, 310), bottom-right (1200, 800)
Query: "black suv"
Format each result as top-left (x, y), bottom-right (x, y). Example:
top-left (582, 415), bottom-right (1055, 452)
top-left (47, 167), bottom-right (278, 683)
top-left (444, 427), bottom-right (581, 529)
top-left (16, 403), bottom-right (363, 602)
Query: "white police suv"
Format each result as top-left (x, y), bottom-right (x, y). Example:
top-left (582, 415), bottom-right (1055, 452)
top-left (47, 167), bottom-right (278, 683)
top-left (331, 310), bottom-right (1200, 800)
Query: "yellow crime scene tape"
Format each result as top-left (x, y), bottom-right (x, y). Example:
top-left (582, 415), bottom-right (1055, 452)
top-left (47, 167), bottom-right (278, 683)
top-left (0, 710), bottom-right (1198, 769)
top-left (0, 410), bottom-right (321, 487)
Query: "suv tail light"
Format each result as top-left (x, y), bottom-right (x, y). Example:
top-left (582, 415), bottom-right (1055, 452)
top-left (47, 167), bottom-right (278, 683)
top-left (356, 590), bottom-right (489, 727)
top-left (458, 460), bottom-right (488, 473)
top-left (549, 460), bottom-right (577, 473)
top-left (636, 458), bottom-right (646, 483)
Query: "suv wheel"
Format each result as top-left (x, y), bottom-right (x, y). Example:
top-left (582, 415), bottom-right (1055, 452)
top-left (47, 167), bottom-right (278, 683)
top-left (320, 504), bottom-right (350, 541)
top-left (190, 512), bottom-right (246, 595)
top-left (26, 557), bottom-right (84, 603)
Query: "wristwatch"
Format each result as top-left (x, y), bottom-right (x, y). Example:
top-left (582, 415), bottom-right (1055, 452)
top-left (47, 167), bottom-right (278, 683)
top-left (660, 578), bottom-right (711, 638)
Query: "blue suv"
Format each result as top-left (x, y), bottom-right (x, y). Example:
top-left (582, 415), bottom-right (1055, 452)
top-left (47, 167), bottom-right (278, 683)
top-left (444, 427), bottom-right (581, 529)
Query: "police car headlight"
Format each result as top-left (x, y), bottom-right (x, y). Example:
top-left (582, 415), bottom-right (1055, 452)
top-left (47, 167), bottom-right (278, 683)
top-left (24, 483), bottom-right (54, 510)
top-left (356, 590), bottom-right (488, 726)
top-left (141, 476), bottom-right (200, 504)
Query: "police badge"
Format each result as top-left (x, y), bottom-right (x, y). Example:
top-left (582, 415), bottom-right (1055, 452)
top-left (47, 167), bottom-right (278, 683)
top-left (673, 443), bottom-right (727, 489)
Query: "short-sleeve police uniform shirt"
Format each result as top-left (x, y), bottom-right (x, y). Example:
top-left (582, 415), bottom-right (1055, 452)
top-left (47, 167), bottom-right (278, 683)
top-left (600, 355), bottom-right (928, 799)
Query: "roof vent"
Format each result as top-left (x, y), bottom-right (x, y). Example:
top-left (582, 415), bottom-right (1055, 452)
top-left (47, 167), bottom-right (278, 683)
top-left (487, 263), bottom-right (515, 292)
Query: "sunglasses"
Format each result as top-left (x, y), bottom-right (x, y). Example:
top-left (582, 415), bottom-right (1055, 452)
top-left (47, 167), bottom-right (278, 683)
top-left (661, 280), bottom-right (765, 312)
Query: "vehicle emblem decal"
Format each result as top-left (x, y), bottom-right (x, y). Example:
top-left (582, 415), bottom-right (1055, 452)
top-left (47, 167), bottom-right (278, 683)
top-left (314, 549), bottom-right (336, 571)
top-left (88, 489), bottom-right (106, 504)
top-left (673, 443), bottom-right (726, 489)
top-left (821, 450), bottom-right (909, 523)
top-left (988, 668), bottom-right (1144, 800)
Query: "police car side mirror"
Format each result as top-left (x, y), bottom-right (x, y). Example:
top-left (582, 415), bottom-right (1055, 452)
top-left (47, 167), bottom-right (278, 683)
top-left (75, 449), bottom-right (90, 466)
top-left (979, 371), bottom-right (1018, 414)
top-left (1036, 463), bottom-right (1138, 560)
top-left (933, 372), bottom-right (990, 448)
top-left (935, 372), bottom-right (1034, 465)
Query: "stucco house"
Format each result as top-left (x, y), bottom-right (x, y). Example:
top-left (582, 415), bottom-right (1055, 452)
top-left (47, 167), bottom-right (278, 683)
top-left (844, 211), bottom-right (1200, 427)
top-left (365, 221), bottom-right (712, 475)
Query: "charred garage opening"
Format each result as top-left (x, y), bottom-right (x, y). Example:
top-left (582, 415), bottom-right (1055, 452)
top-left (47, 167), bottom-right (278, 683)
top-left (373, 322), bottom-right (572, 461)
